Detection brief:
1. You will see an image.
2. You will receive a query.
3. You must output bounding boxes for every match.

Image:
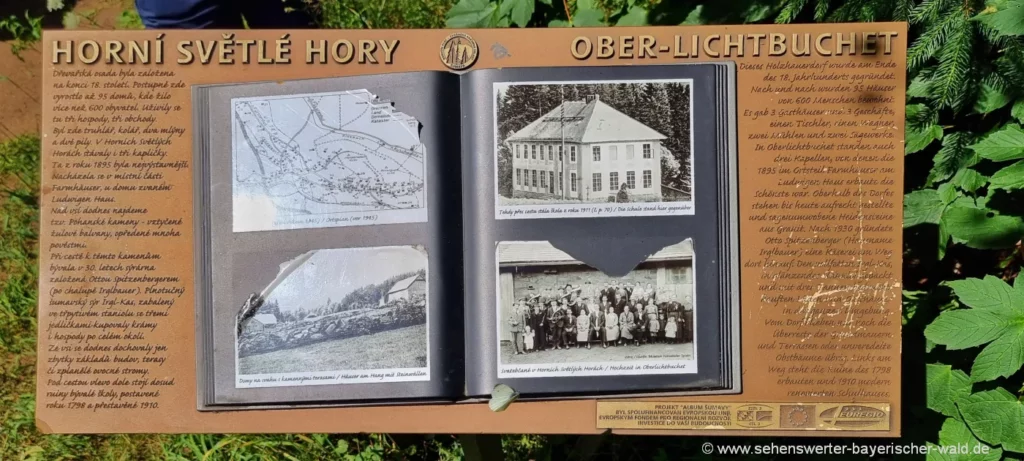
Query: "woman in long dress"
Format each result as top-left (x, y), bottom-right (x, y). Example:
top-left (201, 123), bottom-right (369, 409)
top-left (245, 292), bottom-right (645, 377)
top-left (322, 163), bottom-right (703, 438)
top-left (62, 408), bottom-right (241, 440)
top-left (619, 306), bottom-right (634, 346)
top-left (603, 306), bottom-right (619, 348)
top-left (576, 307), bottom-right (591, 349)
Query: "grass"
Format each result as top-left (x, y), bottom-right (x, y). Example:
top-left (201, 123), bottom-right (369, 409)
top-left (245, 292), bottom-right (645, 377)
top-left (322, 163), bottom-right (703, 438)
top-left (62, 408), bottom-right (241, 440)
top-left (240, 324), bottom-right (428, 374)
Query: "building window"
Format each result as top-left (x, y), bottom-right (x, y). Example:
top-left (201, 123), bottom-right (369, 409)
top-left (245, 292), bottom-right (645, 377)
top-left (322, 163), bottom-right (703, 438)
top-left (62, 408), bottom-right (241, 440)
top-left (667, 266), bottom-right (690, 284)
top-left (592, 173), bottom-right (602, 192)
top-left (609, 145), bottom-right (618, 161)
top-left (548, 145), bottom-right (554, 161)
top-left (643, 170), bottom-right (652, 188)
top-left (549, 172), bottom-right (554, 193)
top-left (643, 143), bottom-right (652, 159)
top-left (531, 145), bottom-right (536, 160)
top-left (570, 146), bottom-right (577, 162)
top-left (571, 172), bottom-right (577, 192)
top-left (516, 169), bottom-right (521, 186)
top-left (626, 171), bottom-right (636, 189)
top-left (515, 144), bottom-right (520, 159)
top-left (624, 145), bottom-right (632, 160)
top-left (609, 172), bottom-right (619, 190)
top-left (558, 145), bottom-right (564, 161)
top-left (532, 170), bottom-right (538, 187)
top-left (540, 170), bottom-right (547, 189)
top-left (559, 172), bottom-right (563, 191)
top-left (592, 146), bottom-right (601, 162)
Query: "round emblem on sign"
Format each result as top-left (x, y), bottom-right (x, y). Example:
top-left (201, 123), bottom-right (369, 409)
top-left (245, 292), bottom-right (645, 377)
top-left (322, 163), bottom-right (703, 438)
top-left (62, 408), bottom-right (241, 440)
top-left (440, 33), bottom-right (479, 71)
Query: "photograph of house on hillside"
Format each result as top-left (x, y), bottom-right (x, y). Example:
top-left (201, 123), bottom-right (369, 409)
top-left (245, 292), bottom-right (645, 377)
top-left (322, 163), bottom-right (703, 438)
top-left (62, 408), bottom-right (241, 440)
top-left (493, 79), bottom-right (694, 219)
top-left (235, 246), bottom-right (430, 388)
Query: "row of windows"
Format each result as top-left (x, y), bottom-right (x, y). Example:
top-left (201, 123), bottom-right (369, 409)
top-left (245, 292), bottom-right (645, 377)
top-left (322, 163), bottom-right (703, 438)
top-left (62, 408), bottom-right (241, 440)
top-left (514, 144), bottom-right (577, 162)
top-left (515, 169), bottom-right (577, 192)
top-left (591, 144), bottom-right (653, 162)
top-left (598, 170), bottom-right (653, 190)
top-left (513, 143), bottom-right (653, 162)
top-left (515, 169), bottom-right (653, 192)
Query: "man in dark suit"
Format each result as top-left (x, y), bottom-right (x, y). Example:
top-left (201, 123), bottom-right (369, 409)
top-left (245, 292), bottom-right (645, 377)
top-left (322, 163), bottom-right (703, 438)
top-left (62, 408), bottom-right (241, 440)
top-left (544, 301), bottom-right (557, 350)
top-left (531, 302), bottom-right (546, 352)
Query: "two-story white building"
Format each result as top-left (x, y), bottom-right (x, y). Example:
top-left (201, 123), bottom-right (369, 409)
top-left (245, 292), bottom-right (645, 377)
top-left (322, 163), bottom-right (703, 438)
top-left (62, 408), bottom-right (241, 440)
top-left (505, 95), bottom-right (667, 202)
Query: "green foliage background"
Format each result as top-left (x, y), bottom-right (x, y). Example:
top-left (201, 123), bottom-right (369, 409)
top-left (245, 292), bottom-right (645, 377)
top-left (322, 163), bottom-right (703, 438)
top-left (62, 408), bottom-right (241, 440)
top-left (3, 0), bottom-right (1024, 458)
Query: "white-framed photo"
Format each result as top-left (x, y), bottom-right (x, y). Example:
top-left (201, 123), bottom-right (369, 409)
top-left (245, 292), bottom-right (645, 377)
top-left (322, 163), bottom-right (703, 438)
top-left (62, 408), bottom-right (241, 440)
top-left (231, 89), bottom-right (427, 232)
top-left (235, 246), bottom-right (430, 388)
top-left (493, 79), bottom-right (694, 220)
top-left (495, 239), bottom-right (697, 379)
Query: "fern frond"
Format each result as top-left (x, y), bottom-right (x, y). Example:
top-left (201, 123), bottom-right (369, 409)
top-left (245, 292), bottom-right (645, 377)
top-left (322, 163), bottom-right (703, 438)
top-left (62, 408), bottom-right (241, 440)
top-left (911, 0), bottom-right (954, 25)
top-left (908, 66), bottom-right (936, 99)
top-left (907, 11), bottom-right (961, 71)
top-left (892, 0), bottom-right (914, 21)
top-left (994, 41), bottom-right (1024, 88)
top-left (775, 0), bottom-right (809, 24)
top-left (828, 1), bottom-right (861, 22)
top-left (927, 131), bottom-right (979, 186)
top-left (933, 14), bottom-right (976, 112)
top-left (814, 0), bottom-right (830, 21)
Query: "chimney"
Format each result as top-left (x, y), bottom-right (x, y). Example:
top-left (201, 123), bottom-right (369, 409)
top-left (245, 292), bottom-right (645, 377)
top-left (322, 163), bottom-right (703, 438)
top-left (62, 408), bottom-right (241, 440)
top-left (585, 94), bottom-right (598, 103)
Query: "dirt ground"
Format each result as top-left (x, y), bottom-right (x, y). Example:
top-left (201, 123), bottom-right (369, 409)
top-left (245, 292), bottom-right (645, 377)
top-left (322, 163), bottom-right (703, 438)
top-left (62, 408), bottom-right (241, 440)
top-left (0, 0), bottom-right (134, 140)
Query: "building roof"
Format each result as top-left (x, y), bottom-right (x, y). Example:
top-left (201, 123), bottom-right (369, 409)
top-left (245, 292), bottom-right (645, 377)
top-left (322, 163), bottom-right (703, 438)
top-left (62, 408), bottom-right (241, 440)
top-left (388, 273), bottom-right (424, 294)
top-left (506, 97), bottom-right (667, 144)
top-left (253, 313), bottom-right (278, 325)
top-left (498, 240), bottom-right (693, 266)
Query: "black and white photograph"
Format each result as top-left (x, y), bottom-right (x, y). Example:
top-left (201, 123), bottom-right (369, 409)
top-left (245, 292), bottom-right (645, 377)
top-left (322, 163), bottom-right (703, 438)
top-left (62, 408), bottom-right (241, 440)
top-left (493, 79), bottom-right (694, 220)
top-left (495, 240), bottom-right (697, 378)
top-left (235, 246), bottom-right (430, 388)
top-left (232, 89), bottom-right (427, 232)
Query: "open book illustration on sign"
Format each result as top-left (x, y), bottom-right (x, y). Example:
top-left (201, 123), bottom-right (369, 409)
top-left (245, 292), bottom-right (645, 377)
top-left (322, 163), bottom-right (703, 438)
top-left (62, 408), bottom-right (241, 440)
top-left (193, 64), bottom-right (739, 408)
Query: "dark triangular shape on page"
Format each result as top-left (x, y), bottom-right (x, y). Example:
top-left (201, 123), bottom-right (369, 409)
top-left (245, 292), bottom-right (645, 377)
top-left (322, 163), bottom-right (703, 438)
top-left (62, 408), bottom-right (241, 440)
top-left (546, 236), bottom-right (692, 278)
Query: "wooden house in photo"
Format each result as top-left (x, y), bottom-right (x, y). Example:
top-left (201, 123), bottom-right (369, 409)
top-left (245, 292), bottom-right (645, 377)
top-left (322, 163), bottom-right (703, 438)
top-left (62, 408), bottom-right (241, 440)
top-left (506, 95), bottom-right (667, 202)
top-left (380, 273), bottom-right (427, 306)
top-left (243, 313), bottom-right (279, 336)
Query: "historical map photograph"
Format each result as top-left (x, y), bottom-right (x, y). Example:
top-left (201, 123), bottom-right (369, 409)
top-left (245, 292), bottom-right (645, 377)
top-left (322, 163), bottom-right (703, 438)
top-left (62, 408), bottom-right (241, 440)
top-left (232, 89), bottom-right (427, 232)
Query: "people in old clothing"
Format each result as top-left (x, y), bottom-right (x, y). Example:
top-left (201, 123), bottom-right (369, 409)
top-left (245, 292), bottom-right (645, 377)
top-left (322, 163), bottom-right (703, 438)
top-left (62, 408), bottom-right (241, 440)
top-left (576, 306), bottom-right (591, 348)
top-left (507, 281), bottom-right (693, 356)
top-left (508, 300), bottom-right (527, 354)
top-left (562, 300), bottom-right (576, 347)
top-left (616, 183), bottom-right (630, 202)
top-left (603, 305), bottom-right (619, 348)
top-left (533, 304), bottom-right (547, 351)
top-left (665, 310), bottom-right (678, 341)
top-left (647, 304), bottom-right (660, 343)
top-left (619, 306), bottom-right (634, 346)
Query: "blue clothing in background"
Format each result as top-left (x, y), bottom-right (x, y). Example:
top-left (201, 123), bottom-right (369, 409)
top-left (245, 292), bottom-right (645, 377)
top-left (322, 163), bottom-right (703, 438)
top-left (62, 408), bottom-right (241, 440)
top-left (134, 0), bottom-right (312, 29)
